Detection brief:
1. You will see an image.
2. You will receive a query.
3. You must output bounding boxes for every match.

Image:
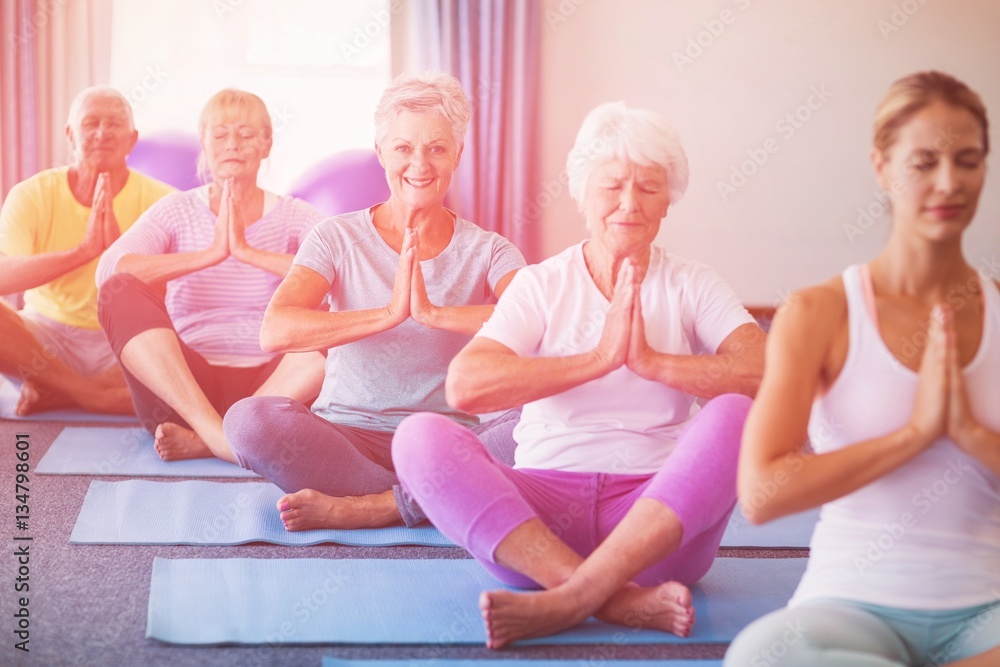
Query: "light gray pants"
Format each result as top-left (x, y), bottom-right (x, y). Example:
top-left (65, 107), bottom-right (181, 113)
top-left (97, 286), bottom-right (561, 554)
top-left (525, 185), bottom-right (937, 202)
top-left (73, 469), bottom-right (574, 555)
top-left (724, 597), bottom-right (1000, 667)
top-left (223, 396), bottom-right (519, 526)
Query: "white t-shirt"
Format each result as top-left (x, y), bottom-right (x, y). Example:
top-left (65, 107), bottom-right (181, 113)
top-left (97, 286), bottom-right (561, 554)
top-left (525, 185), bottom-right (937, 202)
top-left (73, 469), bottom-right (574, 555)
top-left (478, 241), bottom-right (754, 474)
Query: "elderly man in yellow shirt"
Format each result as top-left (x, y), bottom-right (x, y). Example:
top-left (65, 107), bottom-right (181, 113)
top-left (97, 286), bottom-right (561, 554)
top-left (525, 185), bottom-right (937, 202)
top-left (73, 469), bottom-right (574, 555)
top-left (0, 86), bottom-right (173, 416)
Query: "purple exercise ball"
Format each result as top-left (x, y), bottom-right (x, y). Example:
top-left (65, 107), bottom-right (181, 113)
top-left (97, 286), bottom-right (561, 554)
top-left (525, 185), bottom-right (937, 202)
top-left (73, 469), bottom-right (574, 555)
top-left (127, 133), bottom-right (202, 191)
top-left (288, 149), bottom-right (390, 217)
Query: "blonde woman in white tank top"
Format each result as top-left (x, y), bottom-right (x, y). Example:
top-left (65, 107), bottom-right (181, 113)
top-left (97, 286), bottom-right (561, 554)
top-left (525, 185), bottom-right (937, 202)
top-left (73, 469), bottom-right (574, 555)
top-left (726, 72), bottom-right (1000, 666)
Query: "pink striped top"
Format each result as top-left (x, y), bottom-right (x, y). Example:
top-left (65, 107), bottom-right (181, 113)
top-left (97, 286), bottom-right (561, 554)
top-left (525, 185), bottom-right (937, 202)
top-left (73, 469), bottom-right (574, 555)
top-left (96, 189), bottom-right (322, 366)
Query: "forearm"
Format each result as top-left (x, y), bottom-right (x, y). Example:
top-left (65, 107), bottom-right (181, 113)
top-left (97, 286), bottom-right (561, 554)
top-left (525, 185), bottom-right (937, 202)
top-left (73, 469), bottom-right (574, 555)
top-left (958, 425), bottom-right (1000, 476)
top-left (447, 349), bottom-right (610, 414)
top-left (260, 304), bottom-right (400, 353)
top-left (740, 424), bottom-right (930, 524)
top-left (640, 351), bottom-right (762, 398)
top-left (233, 245), bottom-right (294, 277)
top-left (112, 250), bottom-right (221, 286)
top-left (416, 304), bottom-right (494, 336)
top-left (0, 248), bottom-right (97, 293)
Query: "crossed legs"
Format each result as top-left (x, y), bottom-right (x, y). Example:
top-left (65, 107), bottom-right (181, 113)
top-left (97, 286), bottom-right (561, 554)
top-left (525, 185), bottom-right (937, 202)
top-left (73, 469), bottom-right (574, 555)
top-left (0, 300), bottom-right (132, 415)
top-left (224, 397), bottom-right (521, 530)
top-left (99, 273), bottom-right (324, 461)
top-left (393, 393), bottom-right (751, 648)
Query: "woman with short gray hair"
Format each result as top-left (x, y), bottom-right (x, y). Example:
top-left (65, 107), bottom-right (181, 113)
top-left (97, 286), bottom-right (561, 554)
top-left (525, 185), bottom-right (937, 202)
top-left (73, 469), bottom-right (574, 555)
top-left (224, 72), bottom-right (525, 531)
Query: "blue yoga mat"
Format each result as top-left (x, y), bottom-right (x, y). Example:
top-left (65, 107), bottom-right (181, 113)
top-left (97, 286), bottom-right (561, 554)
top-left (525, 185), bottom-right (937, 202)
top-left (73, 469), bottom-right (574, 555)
top-left (147, 557), bottom-right (806, 646)
top-left (323, 661), bottom-right (721, 667)
top-left (721, 507), bottom-right (819, 548)
top-left (0, 378), bottom-right (138, 423)
top-left (72, 479), bottom-right (452, 547)
top-left (35, 426), bottom-right (258, 477)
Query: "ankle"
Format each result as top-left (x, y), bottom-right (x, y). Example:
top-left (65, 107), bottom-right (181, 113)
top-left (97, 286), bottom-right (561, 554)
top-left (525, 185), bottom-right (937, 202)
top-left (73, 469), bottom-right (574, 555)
top-left (355, 493), bottom-right (403, 528)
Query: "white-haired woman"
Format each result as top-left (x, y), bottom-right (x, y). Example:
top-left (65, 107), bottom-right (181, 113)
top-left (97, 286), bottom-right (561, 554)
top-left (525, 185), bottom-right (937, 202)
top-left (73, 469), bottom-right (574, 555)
top-left (97, 89), bottom-right (325, 462)
top-left (392, 102), bottom-right (767, 648)
top-left (223, 72), bottom-right (525, 531)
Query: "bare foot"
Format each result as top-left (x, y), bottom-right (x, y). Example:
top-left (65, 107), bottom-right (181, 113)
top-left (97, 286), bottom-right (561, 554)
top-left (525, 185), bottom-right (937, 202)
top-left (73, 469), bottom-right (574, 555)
top-left (154, 423), bottom-right (213, 461)
top-left (15, 381), bottom-right (73, 416)
top-left (599, 580), bottom-right (695, 636)
top-left (479, 580), bottom-right (694, 649)
top-left (276, 489), bottom-right (402, 531)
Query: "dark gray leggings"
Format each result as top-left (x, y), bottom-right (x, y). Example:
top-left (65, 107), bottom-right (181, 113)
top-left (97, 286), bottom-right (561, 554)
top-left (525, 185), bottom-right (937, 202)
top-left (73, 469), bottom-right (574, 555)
top-left (223, 396), bottom-right (519, 526)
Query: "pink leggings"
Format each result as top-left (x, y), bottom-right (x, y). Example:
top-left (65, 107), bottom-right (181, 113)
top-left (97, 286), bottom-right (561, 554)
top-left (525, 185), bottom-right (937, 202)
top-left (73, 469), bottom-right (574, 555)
top-left (392, 393), bottom-right (751, 589)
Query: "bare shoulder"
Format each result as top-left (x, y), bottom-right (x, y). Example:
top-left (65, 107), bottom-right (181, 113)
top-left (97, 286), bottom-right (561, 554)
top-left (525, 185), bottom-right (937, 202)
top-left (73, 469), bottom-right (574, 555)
top-left (774, 277), bottom-right (847, 336)
top-left (768, 276), bottom-right (850, 387)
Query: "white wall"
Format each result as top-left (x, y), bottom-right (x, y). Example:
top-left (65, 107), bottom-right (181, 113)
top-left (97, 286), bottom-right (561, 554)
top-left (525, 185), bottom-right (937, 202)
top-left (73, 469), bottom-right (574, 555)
top-left (537, 0), bottom-right (1000, 304)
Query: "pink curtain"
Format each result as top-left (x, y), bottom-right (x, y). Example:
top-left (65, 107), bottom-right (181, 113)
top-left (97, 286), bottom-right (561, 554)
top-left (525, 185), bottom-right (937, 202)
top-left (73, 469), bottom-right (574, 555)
top-left (412, 0), bottom-right (541, 262)
top-left (1, 0), bottom-right (39, 200)
top-left (1, 0), bottom-right (112, 201)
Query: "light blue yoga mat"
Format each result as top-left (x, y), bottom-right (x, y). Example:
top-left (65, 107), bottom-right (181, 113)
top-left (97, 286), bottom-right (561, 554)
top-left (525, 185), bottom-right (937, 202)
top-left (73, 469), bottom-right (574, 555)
top-left (721, 507), bottom-right (819, 548)
top-left (71, 479), bottom-right (452, 547)
top-left (0, 377), bottom-right (138, 423)
top-left (147, 557), bottom-right (806, 646)
top-left (36, 426), bottom-right (258, 477)
top-left (322, 661), bottom-right (721, 667)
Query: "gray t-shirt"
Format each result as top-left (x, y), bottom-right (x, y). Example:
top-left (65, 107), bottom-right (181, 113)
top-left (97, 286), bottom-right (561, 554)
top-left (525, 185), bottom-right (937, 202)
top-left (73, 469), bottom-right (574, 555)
top-left (293, 207), bottom-right (525, 431)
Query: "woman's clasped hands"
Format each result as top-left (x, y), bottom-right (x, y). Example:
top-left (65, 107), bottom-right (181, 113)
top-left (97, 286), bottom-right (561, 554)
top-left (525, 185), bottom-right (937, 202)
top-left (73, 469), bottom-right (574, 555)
top-left (385, 226), bottom-right (439, 327)
top-left (911, 304), bottom-right (985, 453)
top-left (594, 257), bottom-right (660, 379)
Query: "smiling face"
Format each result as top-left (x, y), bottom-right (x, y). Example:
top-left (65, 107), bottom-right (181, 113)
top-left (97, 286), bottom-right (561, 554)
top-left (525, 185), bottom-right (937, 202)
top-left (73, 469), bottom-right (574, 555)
top-left (874, 100), bottom-right (987, 243)
top-left (583, 158), bottom-right (671, 257)
top-left (202, 111), bottom-right (272, 183)
top-left (376, 110), bottom-right (461, 212)
top-left (66, 93), bottom-right (137, 172)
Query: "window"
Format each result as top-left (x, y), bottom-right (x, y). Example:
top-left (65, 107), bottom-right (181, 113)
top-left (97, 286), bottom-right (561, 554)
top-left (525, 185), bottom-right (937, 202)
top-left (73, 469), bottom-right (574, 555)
top-left (109, 0), bottom-right (392, 192)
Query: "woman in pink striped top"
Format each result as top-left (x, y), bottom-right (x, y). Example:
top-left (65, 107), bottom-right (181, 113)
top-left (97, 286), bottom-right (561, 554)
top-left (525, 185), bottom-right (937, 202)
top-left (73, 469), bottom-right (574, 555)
top-left (96, 89), bottom-right (324, 463)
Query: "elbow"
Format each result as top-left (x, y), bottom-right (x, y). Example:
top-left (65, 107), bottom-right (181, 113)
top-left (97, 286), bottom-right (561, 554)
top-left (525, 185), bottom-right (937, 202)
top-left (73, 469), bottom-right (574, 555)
top-left (259, 330), bottom-right (283, 354)
top-left (737, 472), bottom-right (783, 525)
top-left (742, 372), bottom-right (764, 398)
top-left (738, 362), bottom-right (765, 398)
top-left (737, 498), bottom-right (771, 526)
top-left (445, 357), bottom-right (480, 413)
top-left (94, 256), bottom-right (118, 288)
top-left (258, 310), bottom-right (289, 354)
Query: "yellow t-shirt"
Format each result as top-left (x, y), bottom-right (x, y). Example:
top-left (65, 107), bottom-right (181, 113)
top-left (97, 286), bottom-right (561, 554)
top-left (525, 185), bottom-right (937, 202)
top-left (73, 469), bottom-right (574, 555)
top-left (0, 167), bottom-right (174, 329)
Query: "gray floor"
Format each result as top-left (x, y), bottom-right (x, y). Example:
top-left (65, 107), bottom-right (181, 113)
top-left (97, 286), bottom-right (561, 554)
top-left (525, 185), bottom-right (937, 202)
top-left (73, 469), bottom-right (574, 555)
top-left (0, 419), bottom-right (805, 667)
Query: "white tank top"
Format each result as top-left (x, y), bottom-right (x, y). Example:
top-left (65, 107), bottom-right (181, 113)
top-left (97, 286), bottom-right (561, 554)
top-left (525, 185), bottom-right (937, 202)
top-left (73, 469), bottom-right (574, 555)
top-left (790, 265), bottom-right (1000, 610)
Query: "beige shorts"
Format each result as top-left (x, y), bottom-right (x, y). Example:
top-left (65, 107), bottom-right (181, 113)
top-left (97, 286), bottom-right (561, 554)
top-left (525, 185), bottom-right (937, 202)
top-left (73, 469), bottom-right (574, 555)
top-left (19, 309), bottom-right (118, 377)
